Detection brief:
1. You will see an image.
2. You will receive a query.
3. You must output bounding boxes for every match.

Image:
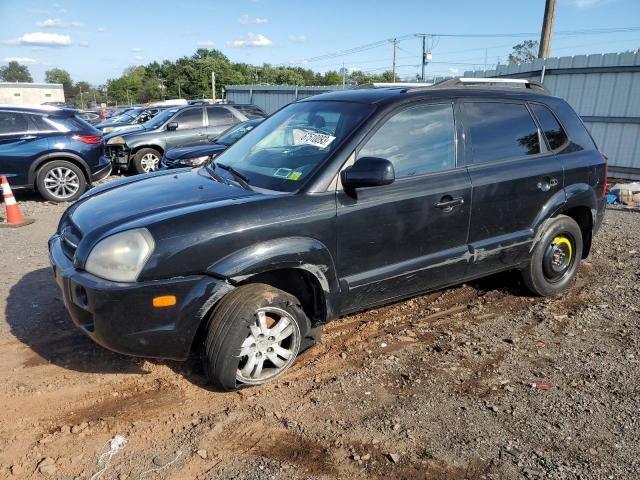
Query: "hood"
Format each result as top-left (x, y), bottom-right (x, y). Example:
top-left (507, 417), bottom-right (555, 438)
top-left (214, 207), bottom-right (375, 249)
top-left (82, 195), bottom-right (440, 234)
top-left (106, 124), bottom-right (145, 134)
top-left (165, 143), bottom-right (227, 160)
top-left (68, 168), bottom-right (255, 237)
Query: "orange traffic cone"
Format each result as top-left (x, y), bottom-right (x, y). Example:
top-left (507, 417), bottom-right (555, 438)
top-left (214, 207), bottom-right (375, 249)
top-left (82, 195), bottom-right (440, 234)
top-left (1, 176), bottom-right (34, 227)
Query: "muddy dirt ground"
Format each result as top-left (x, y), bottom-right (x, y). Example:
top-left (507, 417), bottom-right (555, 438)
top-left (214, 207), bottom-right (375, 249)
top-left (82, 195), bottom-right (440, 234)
top-left (0, 183), bottom-right (638, 480)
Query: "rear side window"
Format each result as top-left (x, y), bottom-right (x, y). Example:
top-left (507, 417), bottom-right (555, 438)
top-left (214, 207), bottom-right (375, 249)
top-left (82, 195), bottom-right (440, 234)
top-left (173, 108), bottom-right (203, 129)
top-left (234, 105), bottom-right (266, 119)
top-left (530, 103), bottom-right (568, 151)
top-left (28, 114), bottom-right (53, 131)
top-left (207, 107), bottom-right (236, 126)
top-left (0, 111), bottom-right (28, 134)
top-left (464, 102), bottom-right (540, 164)
top-left (359, 103), bottom-right (456, 177)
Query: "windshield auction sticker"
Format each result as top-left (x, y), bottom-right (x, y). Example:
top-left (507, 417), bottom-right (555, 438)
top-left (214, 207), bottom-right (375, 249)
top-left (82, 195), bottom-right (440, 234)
top-left (292, 129), bottom-right (336, 149)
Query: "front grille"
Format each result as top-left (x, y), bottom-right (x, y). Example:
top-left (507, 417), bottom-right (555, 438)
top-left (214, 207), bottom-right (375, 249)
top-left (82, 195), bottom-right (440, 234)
top-left (60, 222), bottom-right (82, 260)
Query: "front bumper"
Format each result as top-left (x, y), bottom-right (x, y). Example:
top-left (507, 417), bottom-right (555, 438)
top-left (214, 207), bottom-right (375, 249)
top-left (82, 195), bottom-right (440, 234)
top-left (48, 235), bottom-right (230, 360)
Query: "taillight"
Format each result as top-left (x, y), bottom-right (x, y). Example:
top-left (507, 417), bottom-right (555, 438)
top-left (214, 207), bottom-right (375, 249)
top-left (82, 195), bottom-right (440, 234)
top-left (600, 151), bottom-right (608, 198)
top-left (72, 135), bottom-right (102, 144)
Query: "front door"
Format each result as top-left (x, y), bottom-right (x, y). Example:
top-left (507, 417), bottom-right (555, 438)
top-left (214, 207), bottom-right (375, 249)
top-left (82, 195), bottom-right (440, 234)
top-left (461, 100), bottom-right (565, 278)
top-left (164, 107), bottom-right (206, 148)
top-left (336, 102), bottom-right (472, 313)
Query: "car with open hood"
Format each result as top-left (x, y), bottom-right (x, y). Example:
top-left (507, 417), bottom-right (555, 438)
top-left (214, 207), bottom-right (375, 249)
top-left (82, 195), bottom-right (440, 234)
top-left (49, 79), bottom-right (606, 390)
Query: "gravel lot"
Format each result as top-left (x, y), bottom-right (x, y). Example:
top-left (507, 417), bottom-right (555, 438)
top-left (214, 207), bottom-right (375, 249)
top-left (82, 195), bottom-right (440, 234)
top-left (0, 181), bottom-right (638, 479)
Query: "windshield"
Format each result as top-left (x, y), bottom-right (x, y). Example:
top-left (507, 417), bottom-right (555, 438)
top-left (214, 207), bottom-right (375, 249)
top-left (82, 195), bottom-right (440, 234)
top-left (217, 121), bottom-right (258, 146)
top-left (142, 108), bottom-right (178, 130)
top-left (208, 101), bottom-right (373, 192)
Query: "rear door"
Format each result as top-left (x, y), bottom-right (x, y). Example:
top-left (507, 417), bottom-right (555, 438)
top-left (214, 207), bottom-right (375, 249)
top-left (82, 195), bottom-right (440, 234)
top-left (336, 101), bottom-right (472, 313)
top-left (164, 107), bottom-right (206, 148)
top-left (462, 100), bottom-right (564, 278)
top-left (205, 106), bottom-right (240, 139)
top-left (0, 111), bottom-right (43, 187)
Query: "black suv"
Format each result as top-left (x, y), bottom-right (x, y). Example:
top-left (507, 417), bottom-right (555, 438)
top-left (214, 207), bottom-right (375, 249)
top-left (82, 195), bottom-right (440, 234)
top-left (104, 104), bottom-right (266, 174)
top-left (49, 79), bottom-right (606, 390)
top-left (0, 106), bottom-right (110, 202)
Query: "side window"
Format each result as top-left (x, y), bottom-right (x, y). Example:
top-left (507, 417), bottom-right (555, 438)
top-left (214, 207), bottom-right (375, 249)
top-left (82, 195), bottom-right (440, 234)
top-left (530, 103), bottom-right (569, 151)
top-left (207, 107), bottom-right (236, 126)
top-left (464, 102), bottom-right (540, 164)
top-left (173, 108), bottom-right (203, 129)
top-left (358, 103), bottom-right (456, 177)
top-left (28, 114), bottom-right (52, 131)
top-left (0, 112), bottom-right (28, 135)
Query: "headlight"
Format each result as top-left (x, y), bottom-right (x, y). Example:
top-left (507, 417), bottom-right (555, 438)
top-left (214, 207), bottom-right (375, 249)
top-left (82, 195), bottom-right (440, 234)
top-left (183, 155), bottom-right (210, 166)
top-left (103, 127), bottom-right (114, 133)
top-left (107, 136), bottom-right (126, 145)
top-left (85, 228), bottom-right (155, 282)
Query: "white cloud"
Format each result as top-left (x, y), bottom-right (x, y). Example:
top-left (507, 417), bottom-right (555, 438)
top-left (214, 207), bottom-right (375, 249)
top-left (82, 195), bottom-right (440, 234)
top-left (27, 8), bottom-right (50, 14)
top-left (568, 0), bottom-right (616, 8)
top-left (228, 32), bottom-right (272, 48)
top-left (238, 14), bottom-right (268, 24)
top-left (79, 40), bottom-right (89, 47)
top-left (134, 55), bottom-right (143, 60)
top-left (36, 18), bottom-right (84, 28)
top-left (288, 34), bottom-right (307, 43)
top-left (9, 32), bottom-right (73, 47)
top-left (196, 40), bottom-right (214, 47)
top-left (3, 56), bottom-right (37, 64)
top-left (131, 47), bottom-right (142, 53)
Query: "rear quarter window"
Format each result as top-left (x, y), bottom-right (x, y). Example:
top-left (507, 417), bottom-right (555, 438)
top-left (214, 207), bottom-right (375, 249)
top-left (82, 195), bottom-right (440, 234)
top-left (530, 103), bottom-right (569, 151)
top-left (546, 100), bottom-right (597, 152)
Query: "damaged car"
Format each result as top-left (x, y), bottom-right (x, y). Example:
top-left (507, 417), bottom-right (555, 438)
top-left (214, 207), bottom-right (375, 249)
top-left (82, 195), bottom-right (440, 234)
top-left (49, 78), bottom-right (606, 390)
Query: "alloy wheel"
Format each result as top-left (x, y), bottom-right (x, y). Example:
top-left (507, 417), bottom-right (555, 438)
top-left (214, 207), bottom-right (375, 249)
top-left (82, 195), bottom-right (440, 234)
top-left (140, 153), bottom-right (160, 172)
top-left (236, 306), bottom-right (301, 385)
top-left (43, 167), bottom-right (80, 200)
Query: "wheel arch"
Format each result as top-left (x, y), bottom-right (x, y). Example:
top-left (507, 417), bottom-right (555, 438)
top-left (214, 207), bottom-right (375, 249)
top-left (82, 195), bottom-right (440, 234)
top-left (130, 144), bottom-right (164, 157)
top-left (205, 237), bottom-right (341, 325)
top-left (29, 152), bottom-right (91, 186)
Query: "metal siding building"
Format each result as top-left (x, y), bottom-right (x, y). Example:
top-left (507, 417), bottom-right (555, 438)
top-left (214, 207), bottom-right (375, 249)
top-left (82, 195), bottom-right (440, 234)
top-left (0, 82), bottom-right (65, 105)
top-left (227, 52), bottom-right (640, 177)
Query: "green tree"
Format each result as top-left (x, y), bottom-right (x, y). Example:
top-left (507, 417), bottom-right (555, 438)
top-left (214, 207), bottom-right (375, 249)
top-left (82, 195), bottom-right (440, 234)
top-left (508, 40), bottom-right (539, 65)
top-left (0, 61), bottom-right (33, 82)
top-left (45, 68), bottom-right (74, 98)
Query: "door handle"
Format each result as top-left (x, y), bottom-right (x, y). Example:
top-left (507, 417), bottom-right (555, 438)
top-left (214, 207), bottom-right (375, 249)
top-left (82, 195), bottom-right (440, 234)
top-left (434, 196), bottom-right (464, 210)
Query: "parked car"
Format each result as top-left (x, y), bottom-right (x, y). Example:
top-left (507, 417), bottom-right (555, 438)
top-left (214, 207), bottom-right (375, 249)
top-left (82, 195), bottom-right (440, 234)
top-left (161, 118), bottom-right (263, 169)
top-left (96, 107), bottom-right (162, 133)
top-left (104, 104), bottom-right (266, 174)
top-left (0, 105), bottom-right (110, 202)
top-left (77, 110), bottom-right (102, 126)
top-left (49, 79), bottom-right (606, 390)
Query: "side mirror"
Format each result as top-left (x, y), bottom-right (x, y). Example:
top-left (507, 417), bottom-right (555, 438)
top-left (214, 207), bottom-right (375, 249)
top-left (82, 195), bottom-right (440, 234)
top-left (341, 157), bottom-right (395, 189)
top-left (167, 122), bottom-right (178, 131)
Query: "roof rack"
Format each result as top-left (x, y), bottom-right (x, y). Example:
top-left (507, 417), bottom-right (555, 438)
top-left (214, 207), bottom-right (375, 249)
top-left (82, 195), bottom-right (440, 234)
top-left (429, 77), bottom-right (549, 94)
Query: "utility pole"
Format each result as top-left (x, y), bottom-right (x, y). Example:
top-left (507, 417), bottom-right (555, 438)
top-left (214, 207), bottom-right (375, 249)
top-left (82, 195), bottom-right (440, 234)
top-left (538, 0), bottom-right (556, 59)
top-left (211, 71), bottom-right (216, 102)
top-left (415, 34), bottom-right (432, 81)
top-left (391, 38), bottom-right (398, 82)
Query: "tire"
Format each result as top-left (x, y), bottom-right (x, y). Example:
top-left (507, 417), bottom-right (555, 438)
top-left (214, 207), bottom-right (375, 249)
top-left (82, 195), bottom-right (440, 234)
top-left (36, 160), bottom-right (86, 202)
top-left (521, 215), bottom-right (583, 296)
top-left (203, 283), bottom-right (316, 391)
top-left (132, 148), bottom-right (161, 174)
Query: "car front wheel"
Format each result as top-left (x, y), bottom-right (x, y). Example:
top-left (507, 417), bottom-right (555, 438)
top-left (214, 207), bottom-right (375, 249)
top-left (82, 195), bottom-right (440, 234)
top-left (36, 160), bottom-right (86, 202)
top-left (203, 284), bottom-right (313, 391)
top-left (133, 148), bottom-right (161, 174)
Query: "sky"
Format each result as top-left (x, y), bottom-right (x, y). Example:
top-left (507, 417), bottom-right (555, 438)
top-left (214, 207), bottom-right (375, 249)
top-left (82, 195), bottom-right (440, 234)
top-left (0, 0), bottom-right (639, 85)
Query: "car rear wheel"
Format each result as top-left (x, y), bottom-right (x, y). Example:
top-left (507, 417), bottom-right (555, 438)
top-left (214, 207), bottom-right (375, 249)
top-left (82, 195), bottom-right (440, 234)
top-left (203, 283), bottom-right (313, 391)
top-left (36, 160), bottom-right (86, 202)
top-left (133, 148), bottom-right (161, 174)
top-left (521, 215), bottom-right (583, 296)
